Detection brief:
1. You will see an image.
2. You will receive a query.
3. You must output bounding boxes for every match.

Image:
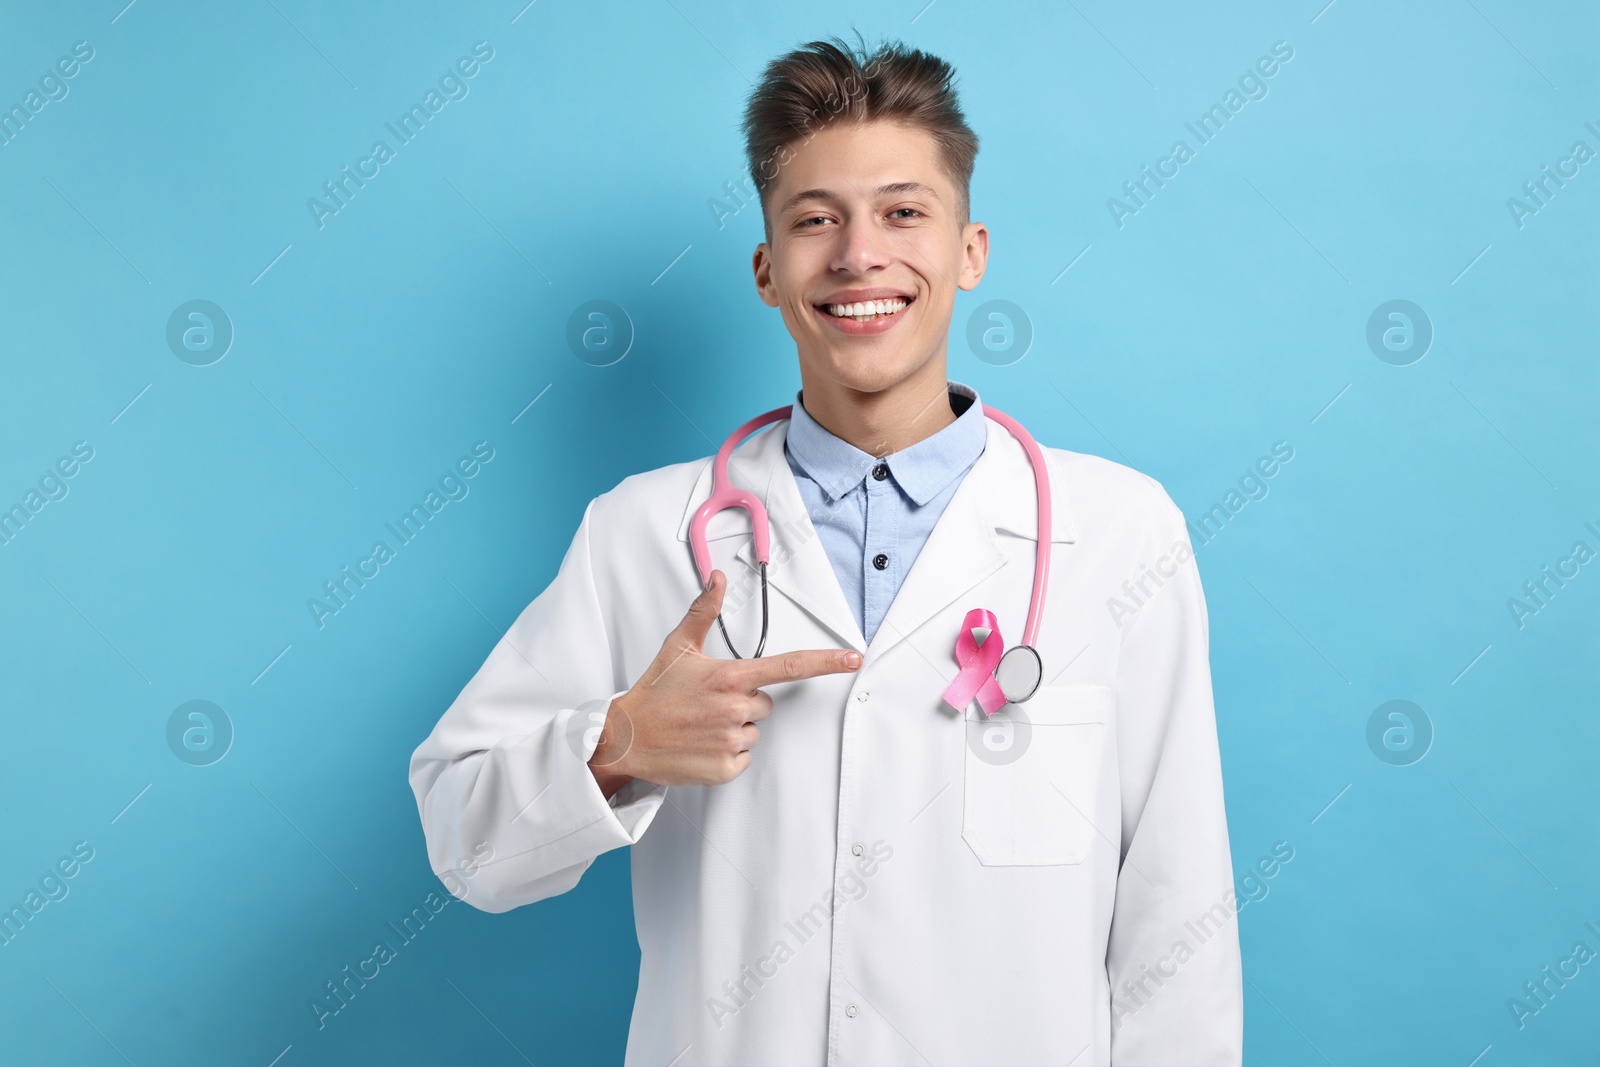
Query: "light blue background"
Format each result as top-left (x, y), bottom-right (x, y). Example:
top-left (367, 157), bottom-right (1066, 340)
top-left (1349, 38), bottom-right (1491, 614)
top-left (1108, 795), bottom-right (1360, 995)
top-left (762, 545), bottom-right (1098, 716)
top-left (1, 1), bottom-right (1596, 1063)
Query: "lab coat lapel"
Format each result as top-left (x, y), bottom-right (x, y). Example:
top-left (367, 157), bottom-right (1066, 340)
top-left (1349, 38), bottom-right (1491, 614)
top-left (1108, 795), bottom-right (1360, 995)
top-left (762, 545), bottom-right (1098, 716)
top-left (729, 421), bottom-right (869, 652)
top-left (863, 415), bottom-right (1015, 662)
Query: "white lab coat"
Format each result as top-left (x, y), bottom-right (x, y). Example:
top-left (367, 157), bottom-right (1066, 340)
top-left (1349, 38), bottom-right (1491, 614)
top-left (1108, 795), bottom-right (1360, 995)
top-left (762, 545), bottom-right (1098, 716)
top-left (409, 413), bottom-right (1242, 1066)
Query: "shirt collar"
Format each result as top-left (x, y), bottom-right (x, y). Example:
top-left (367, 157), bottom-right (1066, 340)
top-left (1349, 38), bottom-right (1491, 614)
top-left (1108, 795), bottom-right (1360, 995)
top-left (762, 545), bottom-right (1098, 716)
top-left (784, 380), bottom-right (988, 506)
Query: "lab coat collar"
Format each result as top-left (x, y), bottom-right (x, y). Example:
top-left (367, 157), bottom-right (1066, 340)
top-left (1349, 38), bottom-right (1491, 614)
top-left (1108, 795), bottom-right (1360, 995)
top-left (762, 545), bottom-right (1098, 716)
top-left (675, 408), bottom-right (1079, 659)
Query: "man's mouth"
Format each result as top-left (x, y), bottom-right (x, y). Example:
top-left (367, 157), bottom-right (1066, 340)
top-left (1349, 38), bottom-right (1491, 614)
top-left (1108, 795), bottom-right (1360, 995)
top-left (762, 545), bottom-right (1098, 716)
top-left (817, 297), bottom-right (913, 323)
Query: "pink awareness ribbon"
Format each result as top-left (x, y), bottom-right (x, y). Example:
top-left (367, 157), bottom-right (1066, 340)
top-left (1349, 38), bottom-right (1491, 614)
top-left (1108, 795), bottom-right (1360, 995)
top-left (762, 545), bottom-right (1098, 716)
top-left (942, 608), bottom-right (1008, 717)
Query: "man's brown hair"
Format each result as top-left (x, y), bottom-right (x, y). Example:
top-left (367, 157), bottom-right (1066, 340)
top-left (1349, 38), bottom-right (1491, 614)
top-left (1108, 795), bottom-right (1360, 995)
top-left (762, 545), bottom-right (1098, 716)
top-left (741, 34), bottom-right (980, 239)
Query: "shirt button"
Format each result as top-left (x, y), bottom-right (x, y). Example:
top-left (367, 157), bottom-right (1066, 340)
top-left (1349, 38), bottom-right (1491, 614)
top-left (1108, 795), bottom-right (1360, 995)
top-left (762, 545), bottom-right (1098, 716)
top-left (845, 1003), bottom-right (859, 1018)
top-left (873, 553), bottom-right (889, 570)
top-left (871, 463), bottom-right (888, 481)
top-left (852, 843), bottom-right (864, 856)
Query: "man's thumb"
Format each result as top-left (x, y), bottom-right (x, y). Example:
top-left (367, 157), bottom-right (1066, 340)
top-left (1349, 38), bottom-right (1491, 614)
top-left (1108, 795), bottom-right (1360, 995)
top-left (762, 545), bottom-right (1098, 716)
top-left (677, 569), bottom-right (727, 649)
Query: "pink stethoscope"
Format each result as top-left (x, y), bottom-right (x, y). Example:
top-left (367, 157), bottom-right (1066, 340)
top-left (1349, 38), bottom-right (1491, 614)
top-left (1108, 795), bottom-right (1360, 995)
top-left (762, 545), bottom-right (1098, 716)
top-left (687, 404), bottom-right (1051, 716)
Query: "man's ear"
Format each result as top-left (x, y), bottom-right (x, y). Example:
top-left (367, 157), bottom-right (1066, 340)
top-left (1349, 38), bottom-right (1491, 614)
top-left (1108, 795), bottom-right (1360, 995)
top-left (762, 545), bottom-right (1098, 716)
top-left (957, 220), bottom-right (990, 292)
top-left (752, 243), bottom-right (780, 307)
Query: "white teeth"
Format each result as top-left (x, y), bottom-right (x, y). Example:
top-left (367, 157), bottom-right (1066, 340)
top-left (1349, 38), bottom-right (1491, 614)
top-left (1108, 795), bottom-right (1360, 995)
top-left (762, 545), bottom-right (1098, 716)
top-left (825, 298), bottom-right (909, 320)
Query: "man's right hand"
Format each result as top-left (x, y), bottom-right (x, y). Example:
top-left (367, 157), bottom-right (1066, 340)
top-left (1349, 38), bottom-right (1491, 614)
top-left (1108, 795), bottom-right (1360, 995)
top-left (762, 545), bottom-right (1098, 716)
top-left (589, 568), bottom-right (862, 796)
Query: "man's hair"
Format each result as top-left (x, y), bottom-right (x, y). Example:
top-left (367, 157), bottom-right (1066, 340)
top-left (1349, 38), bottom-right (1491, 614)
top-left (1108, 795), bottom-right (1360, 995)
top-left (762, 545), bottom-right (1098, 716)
top-left (741, 34), bottom-right (979, 238)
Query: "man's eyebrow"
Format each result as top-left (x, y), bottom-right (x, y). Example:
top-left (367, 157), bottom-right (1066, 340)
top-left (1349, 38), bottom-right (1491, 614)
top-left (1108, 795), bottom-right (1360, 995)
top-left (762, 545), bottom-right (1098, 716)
top-left (778, 182), bottom-right (943, 216)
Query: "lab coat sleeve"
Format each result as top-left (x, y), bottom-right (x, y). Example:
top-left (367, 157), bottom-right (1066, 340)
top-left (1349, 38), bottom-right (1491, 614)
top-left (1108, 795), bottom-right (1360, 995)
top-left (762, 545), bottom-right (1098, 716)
top-left (1105, 497), bottom-right (1242, 1065)
top-left (407, 495), bottom-right (668, 913)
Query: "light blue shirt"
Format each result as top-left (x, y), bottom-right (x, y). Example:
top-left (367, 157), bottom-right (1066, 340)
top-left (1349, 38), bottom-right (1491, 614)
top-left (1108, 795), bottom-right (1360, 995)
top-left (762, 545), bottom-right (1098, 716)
top-left (784, 380), bottom-right (988, 645)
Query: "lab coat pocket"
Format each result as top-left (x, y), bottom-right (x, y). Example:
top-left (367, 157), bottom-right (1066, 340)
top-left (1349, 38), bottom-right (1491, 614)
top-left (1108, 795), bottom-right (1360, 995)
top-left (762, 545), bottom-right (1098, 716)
top-left (961, 684), bottom-right (1111, 866)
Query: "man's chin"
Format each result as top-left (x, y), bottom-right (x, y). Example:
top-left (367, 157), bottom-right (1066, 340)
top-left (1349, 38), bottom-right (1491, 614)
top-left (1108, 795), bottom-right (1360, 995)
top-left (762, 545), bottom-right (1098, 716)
top-left (805, 345), bottom-right (937, 393)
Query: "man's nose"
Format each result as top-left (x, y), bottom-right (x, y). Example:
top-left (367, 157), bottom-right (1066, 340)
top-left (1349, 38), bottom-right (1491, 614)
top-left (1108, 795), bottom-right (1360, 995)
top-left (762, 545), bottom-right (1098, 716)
top-left (830, 213), bottom-right (894, 275)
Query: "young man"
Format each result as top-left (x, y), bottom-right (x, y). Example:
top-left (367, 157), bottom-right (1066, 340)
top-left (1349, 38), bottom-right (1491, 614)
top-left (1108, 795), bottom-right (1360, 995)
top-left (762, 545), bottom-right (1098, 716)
top-left (410, 36), bottom-right (1241, 1066)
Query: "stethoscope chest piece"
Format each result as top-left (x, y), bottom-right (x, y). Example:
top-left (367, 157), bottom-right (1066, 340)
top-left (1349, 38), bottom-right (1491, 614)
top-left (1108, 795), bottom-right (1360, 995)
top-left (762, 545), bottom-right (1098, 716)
top-left (995, 644), bottom-right (1043, 704)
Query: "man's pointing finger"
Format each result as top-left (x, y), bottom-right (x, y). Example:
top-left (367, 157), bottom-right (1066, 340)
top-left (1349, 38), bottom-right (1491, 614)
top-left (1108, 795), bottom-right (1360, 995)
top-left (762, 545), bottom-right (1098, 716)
top-left (728, 648), bottom-right (863, 690)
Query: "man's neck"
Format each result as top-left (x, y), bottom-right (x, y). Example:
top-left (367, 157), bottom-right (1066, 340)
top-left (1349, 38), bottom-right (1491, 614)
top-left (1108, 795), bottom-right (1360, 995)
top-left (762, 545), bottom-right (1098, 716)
top-left (797, 358), bottom-right (958, 458)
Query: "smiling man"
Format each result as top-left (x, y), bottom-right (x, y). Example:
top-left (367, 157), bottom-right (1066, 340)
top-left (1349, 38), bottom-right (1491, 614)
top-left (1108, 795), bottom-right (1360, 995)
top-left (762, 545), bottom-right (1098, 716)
top-left (411, 35), bottom-right (1241, 1066)
top-left (751, 118), bottom-right (983, 458)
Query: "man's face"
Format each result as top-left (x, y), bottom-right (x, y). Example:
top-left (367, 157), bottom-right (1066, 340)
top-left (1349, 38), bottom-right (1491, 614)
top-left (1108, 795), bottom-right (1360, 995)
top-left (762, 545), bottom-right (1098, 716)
top-left (752, 120), bottom-right (988, 397)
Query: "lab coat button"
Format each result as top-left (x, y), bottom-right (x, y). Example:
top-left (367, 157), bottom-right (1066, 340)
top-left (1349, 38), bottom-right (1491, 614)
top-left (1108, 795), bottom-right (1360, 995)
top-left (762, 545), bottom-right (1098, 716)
top-left (855, 690), bottom-right (870, 702)
top-left (852, 843), bottom-right (864, 856)
top-left (845, 1003), bottom-right (859, 1017)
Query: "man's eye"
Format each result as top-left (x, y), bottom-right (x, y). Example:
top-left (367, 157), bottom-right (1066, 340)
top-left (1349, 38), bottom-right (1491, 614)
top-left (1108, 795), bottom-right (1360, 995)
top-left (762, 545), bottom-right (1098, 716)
top-left (890, 208), bottom-right (923, 219)
top-left (797, 215), bottom-right (830, 227)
